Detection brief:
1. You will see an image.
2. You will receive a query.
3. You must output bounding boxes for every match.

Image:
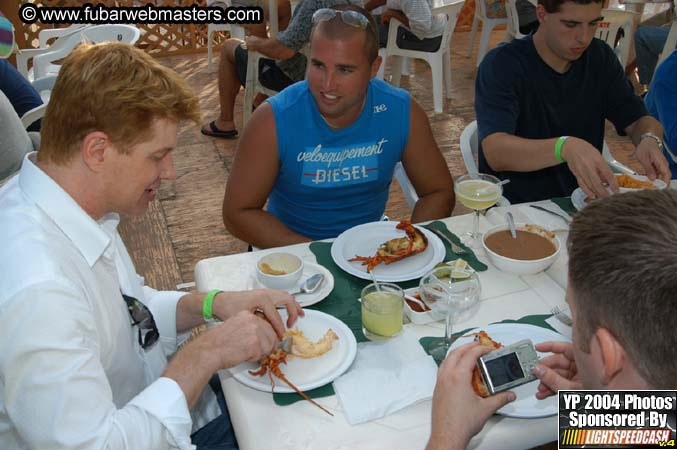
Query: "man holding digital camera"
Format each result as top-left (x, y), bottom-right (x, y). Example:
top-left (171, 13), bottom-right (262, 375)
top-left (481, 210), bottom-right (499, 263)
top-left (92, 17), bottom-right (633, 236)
top-left (426, 188), bottom-right (677, 450)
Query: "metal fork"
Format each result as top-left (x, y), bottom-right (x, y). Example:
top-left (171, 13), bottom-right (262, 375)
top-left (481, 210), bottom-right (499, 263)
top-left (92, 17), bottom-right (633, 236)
top-left (550, 306), bottom-right (573, 326)
top-left (428, 227), bottom-right (468, 255)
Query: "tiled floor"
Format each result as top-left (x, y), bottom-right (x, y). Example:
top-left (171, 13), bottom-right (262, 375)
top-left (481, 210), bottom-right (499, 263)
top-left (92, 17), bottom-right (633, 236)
top-left (119, 28), bottom-right (642, 290)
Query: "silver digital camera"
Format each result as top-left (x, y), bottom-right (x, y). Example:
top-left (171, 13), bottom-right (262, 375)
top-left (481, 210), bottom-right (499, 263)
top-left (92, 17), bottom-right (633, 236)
top-left (477, 339), bottom-right (540, 395)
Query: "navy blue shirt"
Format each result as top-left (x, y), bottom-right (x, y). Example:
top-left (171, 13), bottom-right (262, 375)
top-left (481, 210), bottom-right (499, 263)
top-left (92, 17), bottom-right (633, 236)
top-left (645, 51), bottom-right (677, 179)
top-left (475, 36), bottom-right (647, 203)
top-left (0, 59), bottom-right (43, 132)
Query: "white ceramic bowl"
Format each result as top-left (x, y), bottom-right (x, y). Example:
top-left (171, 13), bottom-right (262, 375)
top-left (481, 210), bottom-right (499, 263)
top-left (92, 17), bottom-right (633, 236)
top-left (482, 223), bottom-right (561, 275)
top-left (256, 252), bottom-right (303, 290)
top-left (403, 288), bottom-right (443, 325)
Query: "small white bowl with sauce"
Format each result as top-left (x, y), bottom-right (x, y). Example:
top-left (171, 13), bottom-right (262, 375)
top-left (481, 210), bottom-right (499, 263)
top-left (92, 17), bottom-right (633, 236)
top-left (482, 223), bottom-right (561, 275)
top-left (256, 252), bottom-right (304, 290)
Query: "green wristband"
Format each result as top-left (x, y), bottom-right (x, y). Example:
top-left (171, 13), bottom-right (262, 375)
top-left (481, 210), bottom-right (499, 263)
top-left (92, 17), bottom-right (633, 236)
top-left (555, 136), bottom-right (569, 163)
top-left (202, 290), bottom-right (222, 321)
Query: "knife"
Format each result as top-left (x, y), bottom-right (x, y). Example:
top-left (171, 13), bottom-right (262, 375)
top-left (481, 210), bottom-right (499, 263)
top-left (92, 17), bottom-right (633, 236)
top-left (529, 205), bottom-right (572, 224)
top-left (254, 310), bottom-right (292, 352)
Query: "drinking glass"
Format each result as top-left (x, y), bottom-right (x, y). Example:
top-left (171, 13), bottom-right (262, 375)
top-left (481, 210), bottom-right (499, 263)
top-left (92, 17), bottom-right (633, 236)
top-left (454, 173), bottom-right (503, 248)
top-left (418, 267), bottom-right (481, 361)
top-left (361, 283), bottom-right (404, 341)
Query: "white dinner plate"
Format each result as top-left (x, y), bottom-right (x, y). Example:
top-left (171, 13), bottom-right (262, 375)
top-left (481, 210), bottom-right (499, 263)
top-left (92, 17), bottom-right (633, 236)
top-left (447, 323), bottom-right (570, 419)
top-left (331, 221), bottom-right (445, 282)
top-left (231, 309), bottom-right (357, 393)
top-left (571, 175), bottom-right (668, 211)
top-left (571, 188), bottom-right (587, 211)
top-left (248, 262), bottom-right (334, 307)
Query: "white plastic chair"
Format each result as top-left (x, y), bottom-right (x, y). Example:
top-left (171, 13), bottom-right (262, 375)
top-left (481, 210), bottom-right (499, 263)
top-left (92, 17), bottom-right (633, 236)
top-left (459, 121), bottom-right (510, 205)
top-left (242, 51), bottom-right (282, 126)
top-left (657, 19), bottom-right (677, 67)
top-left (15, 25), bottom-right (89, 81)
top-left (37, 24), bottom-right (88, 49)
top-left (467, 0), bottom-right (507, 66)
top-left (460, 120), bottom-right (480, 174)
top-left (393, 161), bottom-right (419, 209)
top-left (379, 0), bottom-right (465, 113)
top-left (505, 0), bottom-right (537, 41)
top-left (81, 24), bottom-right (141, 46)
top-left (596, 9), bottom-right (635, 68)
top-left (505, 0), bottom-right (526, 40)
top-left (20, 75), bottom-right (56, 130)
top-left (207, 23), bottom-right (245, 72)
top-left (461, 120), bottom-right (636, 178)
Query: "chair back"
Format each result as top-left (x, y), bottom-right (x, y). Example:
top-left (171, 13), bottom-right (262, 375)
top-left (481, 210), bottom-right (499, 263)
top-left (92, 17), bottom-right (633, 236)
top-left (432, 0), bottom-right (465, 55)
top-left (596, 9), bottom-right (635, 67)
top-left (393, 162), bottom-right (419, 209)
top-left (460, 120), bottom-right (479, 174)
top-left (25, 29), bottom-right (87, 79)
top-left (81, 24), bottom-right (141, 46)
top-left (657, 20), bottom-right (677, 67)
top-left (38, 24), bottom-right (88, 48)
top-left (505, 0), bottom-right (525, 40)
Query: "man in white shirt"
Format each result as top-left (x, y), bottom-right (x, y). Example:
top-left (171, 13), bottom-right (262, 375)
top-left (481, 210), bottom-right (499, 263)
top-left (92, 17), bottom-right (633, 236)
top-left (367, 0), bottom-right (446, 52)
top-left (0, 42), bottom-right (301, 450)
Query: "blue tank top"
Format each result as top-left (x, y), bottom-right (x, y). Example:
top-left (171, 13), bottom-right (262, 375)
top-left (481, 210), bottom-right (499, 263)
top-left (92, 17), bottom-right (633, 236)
top-left (267, 78), bottom-right (410, 240)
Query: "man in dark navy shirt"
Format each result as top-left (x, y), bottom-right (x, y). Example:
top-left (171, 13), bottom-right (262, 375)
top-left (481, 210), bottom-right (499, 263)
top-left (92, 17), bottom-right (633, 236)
top-left (475, 0), bottom-right (671, 203)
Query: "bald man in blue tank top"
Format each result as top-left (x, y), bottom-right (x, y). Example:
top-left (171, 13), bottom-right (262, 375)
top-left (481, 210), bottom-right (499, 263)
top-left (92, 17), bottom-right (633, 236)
top-left (223, 5), bottom-right (454, 248)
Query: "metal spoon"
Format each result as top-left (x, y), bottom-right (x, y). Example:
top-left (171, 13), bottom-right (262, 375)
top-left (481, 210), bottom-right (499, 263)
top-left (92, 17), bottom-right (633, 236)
top-left (506, 212), bottom-right (517, 239)
top-left (290, 273), bottom-right (325, 296)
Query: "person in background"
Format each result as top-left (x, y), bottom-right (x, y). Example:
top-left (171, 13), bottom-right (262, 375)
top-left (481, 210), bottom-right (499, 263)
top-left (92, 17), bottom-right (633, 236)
top-left (633, 0), bottom-right (675, 89)
top-left (644, 50), bottom-right (677, 178)
top-left (222, 5), bottom-right (454, 248)
top-left (206, 0), bottom-right (292, 38)
top-left (0, 11), bottom-right (43, 132)
top-left (0, 41), bottom-right (302, 450)
top-left (367, 0), bottom-right (446, 52)
top-left (475, 0), bottom-right (670, 203)
top-left (427, 189), bottom-right (677, 450)
top-left (201, 0), bottom-right (358, 139)
top-left (516, 0), bottom-right (539, 35)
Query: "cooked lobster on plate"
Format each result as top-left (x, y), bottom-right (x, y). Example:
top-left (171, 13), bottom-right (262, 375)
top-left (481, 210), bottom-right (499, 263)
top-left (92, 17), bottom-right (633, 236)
top-left (466, 331), bottom-right (503, 398)
top-left (349, 220), bottom-right (428, 272)
top-left (249, 328), bottom-right (337, 416)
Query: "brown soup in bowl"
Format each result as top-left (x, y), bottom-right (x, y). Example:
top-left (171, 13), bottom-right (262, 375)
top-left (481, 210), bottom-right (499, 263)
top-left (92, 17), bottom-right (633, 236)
top-left (484, 229), bottom-right (556, 260)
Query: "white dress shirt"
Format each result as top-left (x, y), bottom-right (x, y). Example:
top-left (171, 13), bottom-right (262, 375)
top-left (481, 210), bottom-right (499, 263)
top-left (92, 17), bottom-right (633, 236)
top-left (0, 153), bottom-right (218, 449)
top-left (386, 0), bottom-right (446, 40)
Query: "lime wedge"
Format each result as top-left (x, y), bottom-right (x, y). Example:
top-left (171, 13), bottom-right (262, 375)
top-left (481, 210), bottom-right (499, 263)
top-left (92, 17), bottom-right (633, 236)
top-left (451, 270), bottom-right (471, 279)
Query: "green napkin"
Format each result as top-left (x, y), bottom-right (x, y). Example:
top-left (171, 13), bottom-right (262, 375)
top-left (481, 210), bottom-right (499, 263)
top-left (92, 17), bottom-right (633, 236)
top-left (550, 197), bottom-right (577, 217)
top-left (422, 221), bottom-right (488, 272)
top-left (419, 314), bottom-right (557, 365)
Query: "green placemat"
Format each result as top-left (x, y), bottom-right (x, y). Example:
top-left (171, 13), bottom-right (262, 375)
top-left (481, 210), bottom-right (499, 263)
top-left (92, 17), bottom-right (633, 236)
top-left (551, 197), bottom-right (577, 216)
top-left (419, 314), bottom-right (557, 365)
top-left (422, 221), bottom-right (488, 272)
top-left (274, 225), bottom-right (487, 406)
top-left (274, 241), bottom-right (371, 406)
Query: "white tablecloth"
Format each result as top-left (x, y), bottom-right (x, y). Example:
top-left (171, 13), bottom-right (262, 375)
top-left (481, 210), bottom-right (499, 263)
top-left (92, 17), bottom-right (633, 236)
top-left (195, 205), bottom-right (572, 450)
